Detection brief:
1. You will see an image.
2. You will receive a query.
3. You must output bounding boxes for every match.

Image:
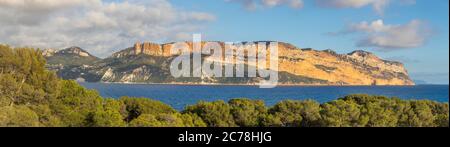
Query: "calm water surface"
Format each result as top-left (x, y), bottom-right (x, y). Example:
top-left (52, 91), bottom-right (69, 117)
top-left (80, 83), bottom-right (449, 110)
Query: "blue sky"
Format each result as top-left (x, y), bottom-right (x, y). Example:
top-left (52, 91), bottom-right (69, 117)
top-left (0, 0), bottom-right (448, 84)
top-left (170, 0), bottom-right (449, 84)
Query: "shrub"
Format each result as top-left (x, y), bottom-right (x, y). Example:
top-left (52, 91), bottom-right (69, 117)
top-left (229, 99), bottom-right (267, 127)
top-left (0, 106), bottom-right (41, 127)
top-left (269, 100), bottom-right (321, 127)
top-left (184, 101), bottom-right (236, 127)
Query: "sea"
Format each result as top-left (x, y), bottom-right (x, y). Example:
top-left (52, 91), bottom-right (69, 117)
top-left (79, 83), bottom-right (449, 110)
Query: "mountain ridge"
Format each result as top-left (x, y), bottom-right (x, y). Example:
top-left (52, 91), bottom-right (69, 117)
top-left (43, 41), bottom-right (415, 85)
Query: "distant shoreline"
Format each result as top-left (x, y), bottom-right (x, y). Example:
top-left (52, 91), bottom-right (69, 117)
top-left (76, 81), bottom-right (435, 87)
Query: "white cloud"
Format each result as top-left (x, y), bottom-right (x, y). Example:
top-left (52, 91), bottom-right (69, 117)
top-left (263, 0), bottom-right (304, 8)
top-left (0, 0), bottom-right (215, 57)
top-left (0, 0), bottom-right (95, 11)
top-left (228, 0), bottom-right (414, 14)
top-left (315, 0), bottom-right (391, 15)
top-left (335, 19), bottom-right (432, 50)
top-left (0, 0), bottom-right (99, 25)
top-left (226, 0), bottom-right (303, 10)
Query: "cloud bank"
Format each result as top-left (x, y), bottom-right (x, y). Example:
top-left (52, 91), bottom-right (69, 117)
top-left (315, 0), bottom-right (390, 15)
top-left (228, 0), bottom-right (415, 14)
top-left (333, 19), bottom-right (432, 50)
top-left (226, 0), bottom-right (304, 10)
top-left (0, 0), bottom-right (215, 57)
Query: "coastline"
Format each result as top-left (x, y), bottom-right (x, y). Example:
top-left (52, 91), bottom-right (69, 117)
top-left (79, 81), bottom-right (422, 87)
top-left (78, 82), bottom-right (450, 106)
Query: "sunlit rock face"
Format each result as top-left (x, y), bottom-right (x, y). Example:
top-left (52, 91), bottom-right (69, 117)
top-left (275, 44), bottom-right (414, 85)
top-left (45, 41), bottom-right (414, 85)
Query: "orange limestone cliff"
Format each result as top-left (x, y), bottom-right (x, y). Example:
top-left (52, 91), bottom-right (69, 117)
top-left (108, 41), bottom-right (414, 85)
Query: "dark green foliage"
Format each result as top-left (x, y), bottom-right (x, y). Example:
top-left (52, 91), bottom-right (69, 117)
top-left (50, 80), bottom-right (103, 127)
top-left (0, 105), bottom-right (41, 127)
top-left (89, 99), bottom-right (126, 127)
top-left (28, 104), bottom-right (62, 127)
top-left (433, 103), bottom-right (449, 127)
top-left (128, 113), bottom-right (206, 127)
top-left (269, 100), bottom-right (321, 127)
top-left (0, 45), bottom-right (59, 106)
top-left (229, 99), bottom-right (267, 127)
top-left (320, 99), bottom-right (365, 127)
top-left (184, 101), bottom-right (237, 127)
top-left (336, 94), bottom-right (399, 127)
top-left (260, 114), bottom-right (283, 127)
top-left (0, 45), bottom-right (448, 127)
top-left (120, 97), bottom-right (176, 122)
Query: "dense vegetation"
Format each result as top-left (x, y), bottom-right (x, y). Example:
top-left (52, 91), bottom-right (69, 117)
top-left (0, 45), bottom-right (448, 127)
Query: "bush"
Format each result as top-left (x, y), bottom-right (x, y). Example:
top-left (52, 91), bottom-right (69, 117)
top-left (28, 105), bottom-right (62, 127)
top-left (89, 99), bottom-right (126, 127)
top-left (260, 114), bottom-right (283, 127)
top-left (50, 80), bottom-right (103, 127)
top-left (269, 100), bottom-right (321, 127)
top-left (120, 97), bottom-right (176, 123)
top-left (320, 99), bottom-right (364, 127)
top-left (179, 113), bottom-right (207, 127)
top-left (129, 114), bottom-right (161, 127)
top-left (229, 99), bottom-right (266, 127)
top-left (184, 101), bottom-right (236, 127)
top-left (129, 113), bottom-right (206, 127)
top-left (0, 106), bottom-right (41, 127)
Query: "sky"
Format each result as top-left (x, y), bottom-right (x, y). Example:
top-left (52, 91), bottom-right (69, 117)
top-left (0, 0), bottom-right (448, 84)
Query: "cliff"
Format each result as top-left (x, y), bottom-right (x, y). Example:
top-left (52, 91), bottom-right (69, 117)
top-left (44, 41), bottom-right (415, 85)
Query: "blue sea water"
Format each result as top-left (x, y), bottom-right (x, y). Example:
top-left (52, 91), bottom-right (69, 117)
top-left (79, 83), bottom-right (449, 110)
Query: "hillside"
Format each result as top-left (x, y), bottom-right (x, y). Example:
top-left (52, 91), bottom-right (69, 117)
top-left (44, 46), bottom-right (100, 66)
top-left (43, 41), bottom-right (415, 85)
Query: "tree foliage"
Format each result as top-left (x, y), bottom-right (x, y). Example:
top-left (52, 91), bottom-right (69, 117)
top-left (229, 99), bottom-right (267, 127)
top-left (269, 100), bottom-right (321, 127)
top-left (184, 101), bottom-right (236, 127)
top-left (0, 45), bottom-right (448, 127)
